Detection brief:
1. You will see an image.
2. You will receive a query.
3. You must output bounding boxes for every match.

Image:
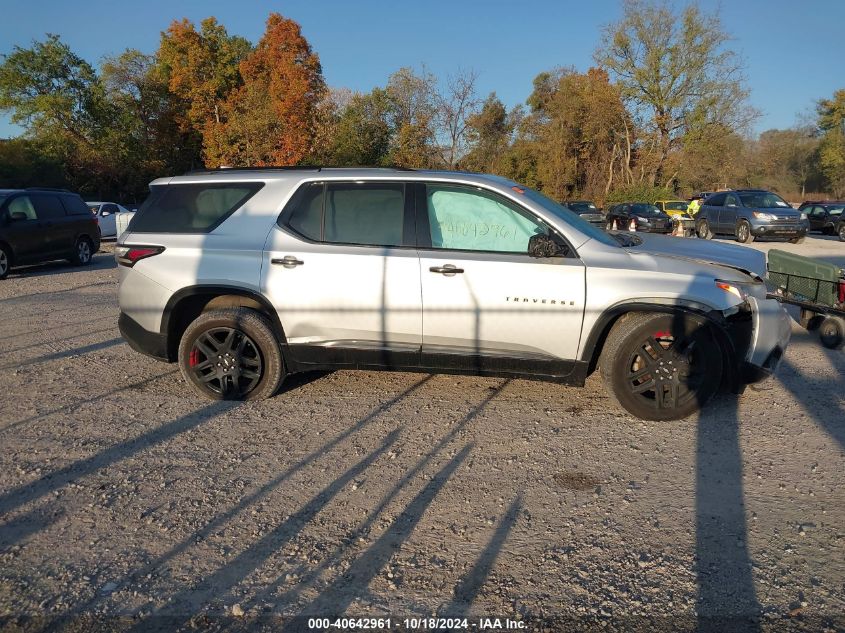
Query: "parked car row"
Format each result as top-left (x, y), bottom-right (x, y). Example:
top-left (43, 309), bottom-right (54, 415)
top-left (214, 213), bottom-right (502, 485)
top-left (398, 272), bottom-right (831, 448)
top-left (798, 200), bottom-right (845, 241)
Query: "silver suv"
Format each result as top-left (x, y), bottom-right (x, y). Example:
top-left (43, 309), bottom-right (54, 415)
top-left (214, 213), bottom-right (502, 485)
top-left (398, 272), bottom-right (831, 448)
top-left (117, 168), bottom-right (791, 421)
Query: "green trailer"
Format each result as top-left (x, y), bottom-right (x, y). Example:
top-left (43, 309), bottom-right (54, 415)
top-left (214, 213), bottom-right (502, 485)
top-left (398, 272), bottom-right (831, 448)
top-left (766, 249), bottom-right (845, 349)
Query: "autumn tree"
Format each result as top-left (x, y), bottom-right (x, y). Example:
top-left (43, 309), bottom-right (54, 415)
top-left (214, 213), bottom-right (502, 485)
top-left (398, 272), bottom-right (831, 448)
top-left (386, 67), bottom-right (438, 167)
top-left (208, 13), bottom-right (325, 166)
top-left (817, 89), bottom-right (845, 196)
top-left (461, 93), bottom-right (516, 173)
top-left (595, 0), bottom-right (757, 185)
top-left (156, 17), bottom-right (251, 138)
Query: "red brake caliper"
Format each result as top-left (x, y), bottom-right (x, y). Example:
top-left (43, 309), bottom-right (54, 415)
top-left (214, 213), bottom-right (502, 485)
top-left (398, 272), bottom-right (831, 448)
top-left (189, 349), bottom-right (200, 367)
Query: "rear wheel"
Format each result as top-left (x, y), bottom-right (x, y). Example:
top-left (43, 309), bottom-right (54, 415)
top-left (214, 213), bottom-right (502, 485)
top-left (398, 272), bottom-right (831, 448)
top-left (736, 220), bottom-right (754, 243)
top-left (819, 316), bottom-right (845, 350)
top-left (0, 244), bottom-right (10, 280)
top-left (696, 219), bottom-right (713, 240)
top-left (71, 237), bottom-right (93, 265)
top-left (178, 308), bottom-right (285, 401)
top-left (600, 312), bottom-right (724, 421)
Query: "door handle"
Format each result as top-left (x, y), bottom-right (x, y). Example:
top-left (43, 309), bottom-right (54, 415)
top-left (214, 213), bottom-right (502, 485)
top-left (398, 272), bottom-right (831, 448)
top-left (271, 255), bottom-right (304, 268)
top-left (429, 264), bottom-right (464, 275)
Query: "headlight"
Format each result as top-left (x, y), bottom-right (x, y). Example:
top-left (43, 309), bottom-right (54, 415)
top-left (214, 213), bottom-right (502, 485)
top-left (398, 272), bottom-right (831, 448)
top-left (715, 279), bottom-right (763, 302)
top-left (634, 216), bottom-right (647, 223)
top-left (800, 212), bottom-right (808, 220)
top-left (752, 211), bottom-right (776, 220)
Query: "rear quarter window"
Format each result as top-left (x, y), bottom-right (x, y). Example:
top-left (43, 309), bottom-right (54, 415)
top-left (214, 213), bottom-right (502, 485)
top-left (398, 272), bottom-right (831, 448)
top-left (62, 195), bottom-right (96, 216)
top-left (129, 183), bottom-right (264, 233)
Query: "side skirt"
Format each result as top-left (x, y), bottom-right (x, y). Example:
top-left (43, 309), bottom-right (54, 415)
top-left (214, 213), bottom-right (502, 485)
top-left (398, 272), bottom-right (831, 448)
top-left (285, 345), bottom-right (589, 387)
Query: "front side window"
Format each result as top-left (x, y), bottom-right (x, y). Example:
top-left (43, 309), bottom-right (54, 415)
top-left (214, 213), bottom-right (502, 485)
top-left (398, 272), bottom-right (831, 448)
top-left (426, 184), bottom-right (548, 253)
top-left (725, 194), bottom-right (740, 207)
top-left (130, 183), bottom-right (263, 233)
top-left (707, 193), bottom-right (727, 207)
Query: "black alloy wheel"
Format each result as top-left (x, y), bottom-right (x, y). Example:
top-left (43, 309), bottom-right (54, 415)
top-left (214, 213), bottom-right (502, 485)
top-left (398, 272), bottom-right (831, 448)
top-left (600, 312), bottom-right (723, 421)
top-left (188, 327), bottom-right (263, 397)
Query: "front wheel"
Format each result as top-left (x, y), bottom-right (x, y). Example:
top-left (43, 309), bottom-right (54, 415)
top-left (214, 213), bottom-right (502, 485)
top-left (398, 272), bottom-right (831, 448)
top-left (0, 244), bottom-right (11, 280)
top-left (178, 308), bottom-right (285, 401)
top-left (736, 220), bottom-right (754, 243)
top-left (600, 312), bottom-right (724, 421)
top-left (696, 219), bottom-right (713, 240)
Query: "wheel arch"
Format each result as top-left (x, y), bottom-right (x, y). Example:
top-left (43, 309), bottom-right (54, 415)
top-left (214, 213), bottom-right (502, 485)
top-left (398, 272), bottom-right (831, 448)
top-left (580, 301), bottom-right (740, 387)
top-left (161, 285), bottom-right (288, 363)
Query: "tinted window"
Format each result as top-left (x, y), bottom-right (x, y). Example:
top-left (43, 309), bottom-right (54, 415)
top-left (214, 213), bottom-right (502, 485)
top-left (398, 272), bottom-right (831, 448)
top-left (725, 194), bottom-right (739, 207)
top-left (62, 195), bottom-right (95, 216)
top-left (287, 183), bottom-right (323, 241)
top-left (321, 183), bottom-right (404, 247)
top-left (33, 195), bottom-right (65, 220)
top-left (7, 195), bottom-right (37, 220)
top-left (737, 191), bottom-right (790, 209)
top-left (426, 184), bottom-right (549, 253)
top-left (706, 193), bottom-right (727, 207)
top-left (130, 183), bottom-right (263, 233)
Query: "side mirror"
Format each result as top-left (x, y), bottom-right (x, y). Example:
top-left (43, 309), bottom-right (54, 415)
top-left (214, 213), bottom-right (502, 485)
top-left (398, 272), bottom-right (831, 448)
top-left (528, 234), bottom-right (563, 258)
top-left (101, 211), bottom-right (111, 217)
top-left (9, 212), bottom-right (28, 222)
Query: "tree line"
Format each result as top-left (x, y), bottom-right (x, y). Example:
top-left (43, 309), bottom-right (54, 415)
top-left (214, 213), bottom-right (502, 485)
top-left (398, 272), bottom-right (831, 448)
top-left (1, 1), bottom-right (843, 205)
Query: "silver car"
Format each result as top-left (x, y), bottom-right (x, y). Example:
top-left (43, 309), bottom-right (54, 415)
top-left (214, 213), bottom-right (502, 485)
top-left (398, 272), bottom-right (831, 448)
top-left (116, 168), bottom-right (791, 421)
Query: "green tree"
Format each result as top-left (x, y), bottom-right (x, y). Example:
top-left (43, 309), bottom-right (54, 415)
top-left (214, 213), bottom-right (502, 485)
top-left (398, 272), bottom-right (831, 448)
top-left (595, 0), bottom-right (757, 185)
top-left (386, 67), bottom-right (438, 167)
top-left (817, 89), bottom-right (845, 196)
top-left (461, 93), bottom-right (515, 173)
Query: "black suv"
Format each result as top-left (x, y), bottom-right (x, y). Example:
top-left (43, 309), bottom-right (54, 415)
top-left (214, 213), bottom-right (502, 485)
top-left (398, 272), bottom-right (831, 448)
top-left (695, 189), bottom-right (808, 244)
top-left (0, 188), bottom-right (101, 280)
top-left (797, 201), bottom-right (844, 240)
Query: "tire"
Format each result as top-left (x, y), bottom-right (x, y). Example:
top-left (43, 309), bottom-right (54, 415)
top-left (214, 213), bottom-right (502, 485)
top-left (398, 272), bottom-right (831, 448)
top-left (599, 312), bottom-right (724, 421)
top-left (71, 236), bottom-right (94, 266)
top-left (735, 220), bottom-right (754, 243)
top-left (0, 244), bottom-right (10, 280)
top-left (178, 308), bottom-right (285, 401)
top-left (696, 219), bottom-right (713, 240)
top-left (819, 316), bottom-right (845, 350)
top-left (839, 224), bottom-right (845, 242)
top-left (789, 235), bottom-right (806, 244)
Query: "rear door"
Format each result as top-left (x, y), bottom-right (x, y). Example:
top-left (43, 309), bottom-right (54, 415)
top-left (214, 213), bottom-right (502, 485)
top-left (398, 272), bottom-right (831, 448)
top-left (262, 181), bottom-right (422, 367)
top-left (417, 182), bottom-right (585, 372)
top-left (718, 193), bottom-right (740, 232)
top-left (3, 195), bottom-right (42, 262)
top-left (31, 194), bottom-right (69, 255)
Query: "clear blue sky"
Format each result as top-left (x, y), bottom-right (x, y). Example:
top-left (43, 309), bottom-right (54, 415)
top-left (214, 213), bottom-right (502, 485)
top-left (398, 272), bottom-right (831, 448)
top-left (1, 0), bottom-right (843, 138)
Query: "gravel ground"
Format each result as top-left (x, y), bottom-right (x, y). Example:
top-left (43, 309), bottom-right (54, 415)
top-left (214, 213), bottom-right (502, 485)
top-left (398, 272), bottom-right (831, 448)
top-left (0, 236), bottom-right (843, 632)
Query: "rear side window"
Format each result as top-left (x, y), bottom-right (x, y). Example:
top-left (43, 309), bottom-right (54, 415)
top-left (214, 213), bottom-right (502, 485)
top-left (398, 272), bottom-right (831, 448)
top-left (283, 182), bottom-right (405, 247)
top-left (130, 183), bottom-right (263, 233)
top-left (32, 195), bottom-right (66, 220)
top-left (62, 195), bottom-right (95, 216)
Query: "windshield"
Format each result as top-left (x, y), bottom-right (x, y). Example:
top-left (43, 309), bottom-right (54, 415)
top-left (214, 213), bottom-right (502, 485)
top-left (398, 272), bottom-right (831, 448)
top-left (738, 191), bottom-right (790, 209)
top-left (664, 201), bottom-right (688, 211)
top-left (517, 185), bottom-right (619, 247)
top-left (630, 203), bottom-right (663, 217)
top-left (568, 202), bottom-right (597, 213)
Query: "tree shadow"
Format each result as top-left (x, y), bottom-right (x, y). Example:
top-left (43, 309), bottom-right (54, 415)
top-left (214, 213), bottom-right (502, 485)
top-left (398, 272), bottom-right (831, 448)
top-left (0, 337), bottom-right (124, 371)
top-left (292, 444), bottom-right (472, 621)
top-left (440, 493), bottom-right (523, 620)
top-left (5, 253), bottom-right (116, 280)
top-left (0, 401), bottom-right (239, 534)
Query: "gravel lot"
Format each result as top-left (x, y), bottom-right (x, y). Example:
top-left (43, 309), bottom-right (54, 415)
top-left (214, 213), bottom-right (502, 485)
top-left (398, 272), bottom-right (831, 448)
top-left (0, 236), bottom-right (843, 631)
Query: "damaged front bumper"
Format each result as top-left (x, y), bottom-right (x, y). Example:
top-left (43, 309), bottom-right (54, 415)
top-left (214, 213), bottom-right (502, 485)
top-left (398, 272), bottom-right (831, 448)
top-left (725, 295), bottom-right (792, 385)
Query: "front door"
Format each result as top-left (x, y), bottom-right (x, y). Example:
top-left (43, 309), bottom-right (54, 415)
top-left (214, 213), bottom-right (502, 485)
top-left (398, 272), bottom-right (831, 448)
top-left (3, 195), bottom-right (42, 262)
top-left (262, 181), bottom-right (422, 367)
top-left (417, 183), bottom-right (586, 375)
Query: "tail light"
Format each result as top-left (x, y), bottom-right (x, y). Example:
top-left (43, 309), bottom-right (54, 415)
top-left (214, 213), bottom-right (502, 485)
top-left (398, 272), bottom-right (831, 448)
top-left (115, 245), bottom-right (165, 267)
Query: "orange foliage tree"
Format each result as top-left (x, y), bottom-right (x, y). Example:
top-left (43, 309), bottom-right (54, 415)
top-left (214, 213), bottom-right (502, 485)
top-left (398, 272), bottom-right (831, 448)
top-left (207, 13), bottom-right (325, 166)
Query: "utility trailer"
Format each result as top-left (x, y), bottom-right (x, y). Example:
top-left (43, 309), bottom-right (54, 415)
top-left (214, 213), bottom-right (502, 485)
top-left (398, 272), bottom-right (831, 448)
top-left (766, 249), bottom-right (845, 349)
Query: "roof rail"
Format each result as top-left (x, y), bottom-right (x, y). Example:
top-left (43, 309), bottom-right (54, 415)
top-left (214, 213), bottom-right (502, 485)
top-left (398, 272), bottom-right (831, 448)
top-left (182, 165), bottom-right (418, 175)
top-left (25, 187), bottom-right (72, 193)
